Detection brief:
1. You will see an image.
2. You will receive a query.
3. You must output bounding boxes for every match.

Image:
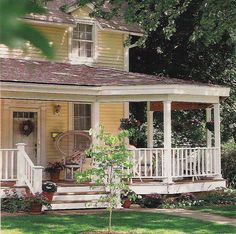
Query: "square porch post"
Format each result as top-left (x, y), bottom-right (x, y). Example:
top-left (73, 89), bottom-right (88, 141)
top-left (92, 101), bottom-right (100, 144)
top-left (213, 103), bottom-right (222, 179)
top-left (163, 101), bottom-right (173, 183)
top-left (147, 102), bottom-right (154, 148)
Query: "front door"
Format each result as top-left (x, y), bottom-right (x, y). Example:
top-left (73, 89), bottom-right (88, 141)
top-left (13, 111), bottom-right (39, 164)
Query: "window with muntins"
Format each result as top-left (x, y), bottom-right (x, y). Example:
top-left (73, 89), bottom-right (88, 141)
top-left (73, 104), bottom-right (91, 131)
top-left (72, 24), bottom-right (94, 58)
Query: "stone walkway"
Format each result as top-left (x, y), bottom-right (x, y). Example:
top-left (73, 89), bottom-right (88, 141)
top-left (128, 208), bottom-right (236, 227)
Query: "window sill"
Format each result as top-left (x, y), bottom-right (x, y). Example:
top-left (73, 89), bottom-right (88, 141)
top-left (70, 57), bottom-right (95, 66)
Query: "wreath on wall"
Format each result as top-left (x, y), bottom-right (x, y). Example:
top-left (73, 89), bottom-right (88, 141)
top-left (19, 120), bottom-right (34, 136)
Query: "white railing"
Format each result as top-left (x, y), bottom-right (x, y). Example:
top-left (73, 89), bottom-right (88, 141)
top-left (0, 143), bottom-right (43, 193)
top-left (171, 147), bottom-right (220, 178)
top-left (0, 149), bottom-right (18, 181)
top-left (129, 148), bottom-right (165, 180)
top-left (129, 147), bottom-right (220, 182)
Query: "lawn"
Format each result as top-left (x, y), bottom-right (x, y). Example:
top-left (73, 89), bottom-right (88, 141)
top-left (190, 205), bottom-right (236, 218)
top-left (1, 211), bottom-right (236, 234)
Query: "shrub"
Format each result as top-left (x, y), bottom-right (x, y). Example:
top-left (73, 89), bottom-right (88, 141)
top-left (1, 189), bottom-right (30, 213)
top-left (199, 188), bottom-right (236, 205)
top-left (140, 193), bottom-right (162, 208)
top-left (1, 189), bottom-right (51, 213)
top-left (222, 141), bottom-right (236, 188)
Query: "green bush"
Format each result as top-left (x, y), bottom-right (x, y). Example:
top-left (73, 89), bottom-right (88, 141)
top-left (222, 141), bottom-right (236, 188)
top-left (139, 193), bottom-right (163, 208)
top-left (1, 189), bottom-right (30, 212)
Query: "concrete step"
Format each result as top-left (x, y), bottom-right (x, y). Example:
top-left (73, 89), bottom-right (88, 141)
top-left (49, 201), bottom-right (108, 210)
top-left (57, 185), bottom-right (105, 193)
top-left (53, 193), bottom-right (107, 201)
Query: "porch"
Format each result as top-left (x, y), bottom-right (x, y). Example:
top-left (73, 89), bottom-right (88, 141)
top-left (0, 58), bottom-right (230, 208)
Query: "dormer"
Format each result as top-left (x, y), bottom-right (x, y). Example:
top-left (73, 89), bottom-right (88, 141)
top-left (0, 1), bottom-right (143, 71)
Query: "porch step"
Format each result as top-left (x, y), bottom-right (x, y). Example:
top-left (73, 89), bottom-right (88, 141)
top-left (50, 202), bottom-right (108, 210)
top-left (48, 184), bottom-right (108, 210)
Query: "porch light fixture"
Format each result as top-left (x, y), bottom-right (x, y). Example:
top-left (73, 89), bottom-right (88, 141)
top-left (54, 104), bottom-right (61, 114)
top-left (51, 132), bottom-right (62, 141)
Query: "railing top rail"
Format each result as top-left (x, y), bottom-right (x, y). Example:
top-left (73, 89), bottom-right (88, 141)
top-left (129, 148), bottom-right (166, 150)
top-left (22, 151), bottom-right (35, 168)
top-left (171, 147), bottom-right (219, 150)
top-left (0, 149), bottom-right (18, 151)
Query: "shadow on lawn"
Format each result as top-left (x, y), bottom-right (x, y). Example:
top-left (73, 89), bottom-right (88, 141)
top-left (2, 211), bottom-right (236, 234)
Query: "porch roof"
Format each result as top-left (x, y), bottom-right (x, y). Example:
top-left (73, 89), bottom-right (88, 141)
top-left (0, 58), bottom-right (230, 103)
top-left (0, 58), bottom-right (222, 87)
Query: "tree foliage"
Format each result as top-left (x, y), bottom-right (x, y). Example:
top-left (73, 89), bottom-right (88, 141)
top-left (0, 0), bottom-right (54, 59)
top-left (76, 128), bottom-right (132, 233)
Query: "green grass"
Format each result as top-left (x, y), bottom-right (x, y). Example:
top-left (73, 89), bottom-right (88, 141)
top-left (1, 211), bottom-right (236, 234)
top-left (190, 205), bottom-right (236, 218)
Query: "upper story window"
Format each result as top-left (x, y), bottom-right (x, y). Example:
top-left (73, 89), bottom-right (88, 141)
top-left (72, 24), bottom-right (94, 58)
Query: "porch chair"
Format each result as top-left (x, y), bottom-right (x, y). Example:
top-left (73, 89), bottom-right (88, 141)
top-left (55, 131), bottom-right (92, 180)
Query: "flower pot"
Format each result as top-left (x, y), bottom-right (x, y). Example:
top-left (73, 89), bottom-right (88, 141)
top-left (123, 199), bottom-right (132, 208)
top-left (42, 191), bottom-right (54, 202)
top-left (30, 203), bottom-right (42, 213)
top-left (49, 171), bottom-right (60, 182)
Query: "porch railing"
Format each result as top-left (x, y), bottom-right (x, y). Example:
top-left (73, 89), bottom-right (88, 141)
top-left (129, 147), bottom-right (220, 181)
top-left (0, 149), bottom-right (18, 181)
top-left (129, 148), bottom-right (165, 180)
top-left (0, 143), bottom-right (43, 193)
top-left (171, 147), bottom-right (220, 178)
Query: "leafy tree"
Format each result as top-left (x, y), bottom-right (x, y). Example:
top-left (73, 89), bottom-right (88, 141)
top-left (0, 0), bottom-right (54, 59)
top-left (76, 128), bottom-right (132, 233)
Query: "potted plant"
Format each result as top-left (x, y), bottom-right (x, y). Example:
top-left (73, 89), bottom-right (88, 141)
top-left (26, 192), bottom-right (51, 213)
top-left (42, 181), bottom-right (57, 201)
top-left (45, 161), bottom-right (64, 182)
top-left (121, 190), bottom-right (139, 208)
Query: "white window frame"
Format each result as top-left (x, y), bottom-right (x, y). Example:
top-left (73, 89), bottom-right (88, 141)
top-left (72, 103), bottom-right (92, 133)
top-left (70, 20), bottom-right (96, 65)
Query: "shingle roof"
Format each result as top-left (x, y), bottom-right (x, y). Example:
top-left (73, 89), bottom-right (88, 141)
top-left (0, 58), bottom-right (216, 87)
top-left (24, 0), bottom-right (143, 34)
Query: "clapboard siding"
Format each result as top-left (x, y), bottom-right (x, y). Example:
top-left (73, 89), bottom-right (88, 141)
top-left (100, 103), bottom-right (124, 135)
top-left (0, 24), bottom-right (69, 62)
top-left (45, 102), bottom-right (69, 162)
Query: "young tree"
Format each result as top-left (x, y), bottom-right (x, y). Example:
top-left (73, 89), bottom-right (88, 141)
top-left (76, 128), bottom-right (133, 233)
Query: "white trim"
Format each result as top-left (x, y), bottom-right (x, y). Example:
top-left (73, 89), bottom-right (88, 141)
top-left (1, 82), bottom-right (230, 98)
top-left (70, 21), bottom-right (96, 64)
top-left (91, 101), bottom-right (100, 144)
top-left (163, 101), bottom-right (172, 183)
top-left (124, 34), bottom-right (129, 72)
top-left (23, 19), bottom-right (74, 27)
top-left (147, 102), bottom-right (154, 148)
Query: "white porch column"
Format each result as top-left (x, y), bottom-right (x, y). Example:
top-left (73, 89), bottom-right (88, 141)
top-left (147, 102), bottom-right (154, 148)
top-left (206, 108), bottom-right (212, 147)
top-left (92, 101), bottom-right (100, 145)
top-left (16, 143), bottom-right (26, 186)
top-left (33, 166), bottom-right (43, 193)
top-left (213, 103), bottom-right (222, 178)
top-left (163, 101), bottom-right (173, 183)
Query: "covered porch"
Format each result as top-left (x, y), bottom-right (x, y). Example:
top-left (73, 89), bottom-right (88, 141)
top-left (0, 58), bottom-right (230, 195)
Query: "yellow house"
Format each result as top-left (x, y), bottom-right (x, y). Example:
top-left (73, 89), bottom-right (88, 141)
top-left (0, 1), bottom-right (231, 210)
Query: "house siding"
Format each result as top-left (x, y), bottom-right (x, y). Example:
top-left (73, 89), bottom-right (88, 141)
top-left (0, 99), bottom-right (124, 164)
top-left (0, 24), bottom-right (69, 62)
